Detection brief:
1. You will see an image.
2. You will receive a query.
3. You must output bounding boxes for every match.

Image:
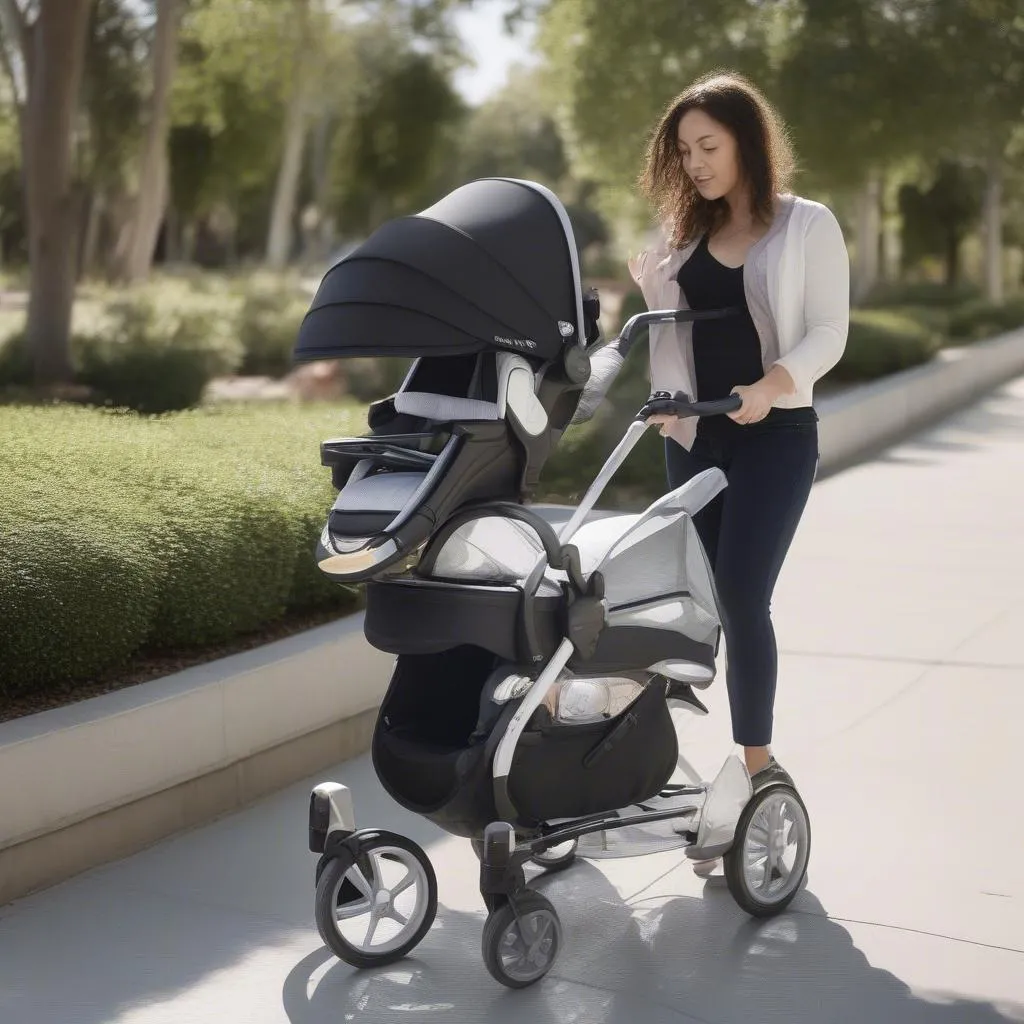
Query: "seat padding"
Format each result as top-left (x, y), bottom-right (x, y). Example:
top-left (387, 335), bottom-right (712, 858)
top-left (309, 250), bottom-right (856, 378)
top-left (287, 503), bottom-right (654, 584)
top-left (332, 471), bottom-right (426, 514)
top-left (393, 391), bottom-right (499, 422)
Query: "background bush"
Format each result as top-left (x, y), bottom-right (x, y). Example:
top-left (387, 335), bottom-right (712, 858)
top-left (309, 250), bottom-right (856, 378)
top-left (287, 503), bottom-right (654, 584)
top-left (343, 356), bottom-right (414, 401)
top-left (831, 310), bottom-right (943, 381)
top-left (77, 295), bottom-right (244, 413)
top-left (237, 279), bottom-right (309, 377)
top-left (0, 402), bottom-right (362, 699)
top-left (947, 295), bottom-right (1024, 341)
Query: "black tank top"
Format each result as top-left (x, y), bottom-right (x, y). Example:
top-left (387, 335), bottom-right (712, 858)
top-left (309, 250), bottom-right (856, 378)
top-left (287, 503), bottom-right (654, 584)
top-left (676, 233), bottom-right (763, 400)
top-left (676, 233), bottom-right (817, 436)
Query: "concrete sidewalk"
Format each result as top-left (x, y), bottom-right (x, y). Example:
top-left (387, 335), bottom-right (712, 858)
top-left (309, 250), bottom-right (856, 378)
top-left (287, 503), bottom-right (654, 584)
top-left (1, 379), bottom-right (1023, 1024)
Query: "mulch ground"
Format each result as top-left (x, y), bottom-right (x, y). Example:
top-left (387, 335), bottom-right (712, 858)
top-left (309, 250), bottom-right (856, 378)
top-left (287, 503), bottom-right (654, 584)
top-left (0, 604), bottom-right (357, 726)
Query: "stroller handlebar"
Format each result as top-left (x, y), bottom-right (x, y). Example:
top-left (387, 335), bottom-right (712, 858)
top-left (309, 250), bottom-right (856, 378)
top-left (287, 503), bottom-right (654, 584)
top-left (638, 390), bottom-right (743, 422)
top-left (616, 306), bottom-right (740, 355)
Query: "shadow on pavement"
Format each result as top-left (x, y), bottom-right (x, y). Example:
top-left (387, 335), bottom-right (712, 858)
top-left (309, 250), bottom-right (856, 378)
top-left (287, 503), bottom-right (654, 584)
top-left (282, 860), bottom-right (1023, 1024)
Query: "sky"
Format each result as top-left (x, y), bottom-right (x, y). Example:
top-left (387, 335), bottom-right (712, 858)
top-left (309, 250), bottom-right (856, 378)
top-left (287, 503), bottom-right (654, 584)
top-left (450, 0), bottom-right (538, 105)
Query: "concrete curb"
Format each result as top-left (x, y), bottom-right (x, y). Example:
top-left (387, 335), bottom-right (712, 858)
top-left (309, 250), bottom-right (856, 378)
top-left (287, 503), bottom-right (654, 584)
top-left (3, 325), bottom-right (1023, 905)
top-left (816, 327), bottom-right (1024, 476)
top-left (0, 614), bottom-right (393, 905)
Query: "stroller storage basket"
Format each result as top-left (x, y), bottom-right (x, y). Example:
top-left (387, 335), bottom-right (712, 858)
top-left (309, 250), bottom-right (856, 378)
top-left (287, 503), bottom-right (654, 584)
top-left (371, 647), bottom-right (679, 837)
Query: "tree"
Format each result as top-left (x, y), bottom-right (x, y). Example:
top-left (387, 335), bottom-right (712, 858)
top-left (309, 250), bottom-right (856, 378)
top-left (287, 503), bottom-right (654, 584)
top-left (112, 0), bottom-right (184, 283)
top-left (78, 0), bottom-right (146, 278)
top-left (775, 0), bottom-right (956, 301)
top-left (330, 44), bottom-right (464, 236)
top-left (909, 0), bottom-right (1024, 302)
top-left (0, 0), bottom-right (93, 385)
top-left (169, 0), bottom-right (320, 265)
top-left (453, 65), bottom-right (568, 187)
top-left (264, 0), bottom-right (319, 269)
top-left (898, 161), bottom-right (983, 287)
top-left (533, 0), bottom-right (781, 238)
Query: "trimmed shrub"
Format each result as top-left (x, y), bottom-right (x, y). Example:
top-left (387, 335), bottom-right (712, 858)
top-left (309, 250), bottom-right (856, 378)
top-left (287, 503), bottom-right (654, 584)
top-left (145, 495), bottom-right (299, 649)
top-left (0, 401), bottom-right (364, 698)
top-left (0, 521), bottom-right (160, 698)
top-left (831, 310), bottom-right (941, 381)
top-left (947, 296), bottom-right (1024, 342)
top-left (238, 283), bottom-right (309, 377)
top-left (77, 295), bottom-right (243, 413)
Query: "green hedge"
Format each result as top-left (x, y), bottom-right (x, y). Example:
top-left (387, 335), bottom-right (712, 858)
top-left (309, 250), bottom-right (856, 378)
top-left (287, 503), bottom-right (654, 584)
top-left (0, 402), bottom-right (363, 699)
top-left (947, 296), bottom-right (1024, 342)
top-left (831, 309), bottom-right (942, 381)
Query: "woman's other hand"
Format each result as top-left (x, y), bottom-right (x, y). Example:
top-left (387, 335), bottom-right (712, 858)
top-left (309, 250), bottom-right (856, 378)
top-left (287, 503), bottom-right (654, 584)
top-left (646, 413), bottom-right (678, 436)
top-left (628, 250), bottom-right (648, 285)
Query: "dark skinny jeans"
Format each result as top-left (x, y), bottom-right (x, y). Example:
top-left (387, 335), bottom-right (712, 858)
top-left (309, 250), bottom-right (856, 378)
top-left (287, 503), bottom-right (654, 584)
top-left (665, 414), bottom-right (819, 746)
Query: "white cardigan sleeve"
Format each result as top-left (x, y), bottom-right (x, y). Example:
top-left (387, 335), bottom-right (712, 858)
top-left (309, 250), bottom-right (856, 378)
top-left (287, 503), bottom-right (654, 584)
top-left (773, 205), bottom-right (850, 394)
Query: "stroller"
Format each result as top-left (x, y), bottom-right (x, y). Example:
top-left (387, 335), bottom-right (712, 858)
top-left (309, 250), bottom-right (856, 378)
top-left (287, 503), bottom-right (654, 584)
top-left (295, 178), bottom-right (811, 988)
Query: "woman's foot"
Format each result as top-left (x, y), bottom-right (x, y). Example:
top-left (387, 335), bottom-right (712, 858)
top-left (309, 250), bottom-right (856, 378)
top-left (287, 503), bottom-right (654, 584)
top-left (750, 756), bottom-right (796, 792)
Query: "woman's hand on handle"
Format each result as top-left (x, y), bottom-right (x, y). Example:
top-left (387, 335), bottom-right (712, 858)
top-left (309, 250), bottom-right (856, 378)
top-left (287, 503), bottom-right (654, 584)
top-left (729, 365), bottom-right (797, 424)
top-left (727, 384), bottom-right (773, 424)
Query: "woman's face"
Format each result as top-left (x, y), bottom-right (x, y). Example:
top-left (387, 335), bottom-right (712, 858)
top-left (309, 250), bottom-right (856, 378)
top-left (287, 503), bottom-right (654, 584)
top-left (676, 108), bottom-right (742, 202)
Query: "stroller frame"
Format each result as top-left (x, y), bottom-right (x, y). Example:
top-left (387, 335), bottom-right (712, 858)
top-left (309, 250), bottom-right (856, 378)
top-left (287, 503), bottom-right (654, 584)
top-left (307, 315), bottom-right (813, 987)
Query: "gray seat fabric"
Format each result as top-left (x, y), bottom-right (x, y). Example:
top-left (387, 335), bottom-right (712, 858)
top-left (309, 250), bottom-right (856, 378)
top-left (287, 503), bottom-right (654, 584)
top-left (392, 391), bottom-right (499, 422)
top-left (331, 472), bottom-right (426, 514)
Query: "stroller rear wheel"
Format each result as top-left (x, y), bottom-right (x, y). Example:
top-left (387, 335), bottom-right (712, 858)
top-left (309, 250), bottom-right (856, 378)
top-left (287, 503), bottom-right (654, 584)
top-left (315, 832), bottom-right (437, 968)
top-left (482, 890), bottom-right (562, 988)
top-left (724, 784), bottom-right (810, 917)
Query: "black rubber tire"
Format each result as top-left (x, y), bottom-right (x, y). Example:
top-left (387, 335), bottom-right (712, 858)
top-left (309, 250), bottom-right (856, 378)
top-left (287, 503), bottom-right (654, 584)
top-left (315, 833), bottom-right (437, 968)
top-left (481, 890), bottom-right (561, 989)
top-left (724, 784), bottom-right (811, 918)
top-left (529, 838), bottom-right (578, 872)
top-left (470, 838), bottom-right (486, 862)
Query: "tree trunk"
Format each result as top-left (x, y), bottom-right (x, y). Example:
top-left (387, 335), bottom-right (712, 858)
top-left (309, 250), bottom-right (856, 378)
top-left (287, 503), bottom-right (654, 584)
top-left (164, 204), bottom-right (181, 264)
top-left (982, 151), bottom-right (1003, 304)
top-left (265, 82), bottom-right (311, 270)
top-left (78, 187), bottom-right (104, 280)
top-left (853, 172), bottom-right (881, 304)
top-left (23, 0), bottom-right (92, 386)
top-left (112, 0), bottom-right (182, 284)
top-left (265, 0), bottom-right (314, 270)
top-left (881, 171), bottom-right (901, 283)
top-left (944, 227), bottom-right (960, 289)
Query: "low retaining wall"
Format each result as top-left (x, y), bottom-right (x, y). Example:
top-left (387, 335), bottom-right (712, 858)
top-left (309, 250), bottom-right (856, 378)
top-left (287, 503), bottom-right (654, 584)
top-left (0, 615), bottom-right (393, 905)
top-left (3, 326), bottom-right (1023, 905)
top-left (816, 327), bottom-right (1024, 475)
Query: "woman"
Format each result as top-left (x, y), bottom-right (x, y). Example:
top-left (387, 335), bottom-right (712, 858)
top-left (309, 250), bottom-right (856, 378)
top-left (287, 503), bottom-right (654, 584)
top-left (628, 72), bottom-right (850, 793)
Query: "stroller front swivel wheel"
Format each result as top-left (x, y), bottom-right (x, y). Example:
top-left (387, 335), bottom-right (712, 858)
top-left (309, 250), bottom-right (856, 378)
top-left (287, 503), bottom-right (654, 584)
top-left (315, 832), bottom-right (437, 968)
top-left (482, 890), bottom-right (562, 988)
top-left (724, 784), bottom-right (810, 917)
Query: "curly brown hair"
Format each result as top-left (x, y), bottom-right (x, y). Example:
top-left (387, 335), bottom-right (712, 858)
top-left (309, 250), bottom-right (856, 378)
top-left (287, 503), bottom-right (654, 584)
top-left (638, 71), bottom-right (795, 249)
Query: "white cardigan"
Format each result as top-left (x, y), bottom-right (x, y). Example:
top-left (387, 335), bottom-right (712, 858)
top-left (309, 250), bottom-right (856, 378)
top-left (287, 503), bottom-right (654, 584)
top-left (633, 194), bottom-right (850, 450)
